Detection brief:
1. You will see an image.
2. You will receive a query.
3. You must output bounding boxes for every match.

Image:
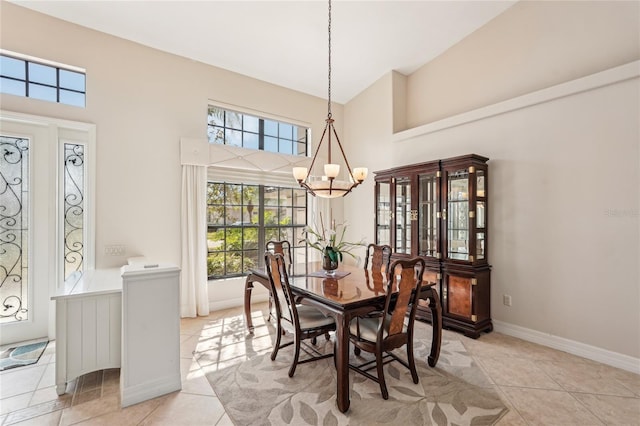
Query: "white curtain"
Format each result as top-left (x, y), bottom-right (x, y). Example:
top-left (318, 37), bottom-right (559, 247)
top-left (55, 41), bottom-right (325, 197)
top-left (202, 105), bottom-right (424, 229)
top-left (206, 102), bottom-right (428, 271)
top-left (180, 164), bottom-right (209, 317)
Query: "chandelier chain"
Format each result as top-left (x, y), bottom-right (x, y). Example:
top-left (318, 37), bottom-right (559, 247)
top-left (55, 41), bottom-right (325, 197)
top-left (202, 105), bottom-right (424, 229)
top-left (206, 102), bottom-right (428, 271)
top-left (327, 0), bottom-right (332, 118)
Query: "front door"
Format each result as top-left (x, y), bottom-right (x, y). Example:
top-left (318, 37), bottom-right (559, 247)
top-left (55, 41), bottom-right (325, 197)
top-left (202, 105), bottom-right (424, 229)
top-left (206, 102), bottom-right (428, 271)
top-left (1, 119), bottom-right (53, 344)
top-left (0, 113), bottom-right (94, 345)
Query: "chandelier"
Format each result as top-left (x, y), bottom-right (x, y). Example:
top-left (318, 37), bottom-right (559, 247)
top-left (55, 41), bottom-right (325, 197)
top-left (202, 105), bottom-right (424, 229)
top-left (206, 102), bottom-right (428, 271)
top-left (292, 0), bottom-right (367, 199)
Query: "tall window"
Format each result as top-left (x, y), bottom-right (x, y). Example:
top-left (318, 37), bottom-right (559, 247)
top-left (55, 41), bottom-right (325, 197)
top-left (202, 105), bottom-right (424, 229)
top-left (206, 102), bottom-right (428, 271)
top-left (207, 182), bottom-right (307, 278)
top-left (207, 106), bottom-right (308, 156)
top-left (0, 53), bottom-right (86, 107)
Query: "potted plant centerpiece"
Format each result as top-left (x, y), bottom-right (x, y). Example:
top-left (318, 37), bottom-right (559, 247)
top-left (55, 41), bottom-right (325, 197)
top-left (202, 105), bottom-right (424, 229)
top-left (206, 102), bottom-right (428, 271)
top-left (301, 214), bottom-right (366, 275)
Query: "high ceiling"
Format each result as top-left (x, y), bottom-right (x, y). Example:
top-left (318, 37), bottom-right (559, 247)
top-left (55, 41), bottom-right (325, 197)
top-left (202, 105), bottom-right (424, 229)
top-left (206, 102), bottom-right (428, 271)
top-left (10, 0), bottom-right (516, 104)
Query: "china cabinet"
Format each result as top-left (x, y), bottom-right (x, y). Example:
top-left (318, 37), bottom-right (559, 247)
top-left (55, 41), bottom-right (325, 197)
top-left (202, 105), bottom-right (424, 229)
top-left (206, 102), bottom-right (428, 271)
top-left (374, 154), bottom-right (492, 338)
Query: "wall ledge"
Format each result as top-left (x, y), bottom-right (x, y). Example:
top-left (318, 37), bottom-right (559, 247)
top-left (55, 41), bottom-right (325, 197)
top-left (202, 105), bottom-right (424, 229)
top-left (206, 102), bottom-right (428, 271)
top-left (493, 320), bottom-right (640, 374)
top-left (393, 60), bottom-right (640, 142)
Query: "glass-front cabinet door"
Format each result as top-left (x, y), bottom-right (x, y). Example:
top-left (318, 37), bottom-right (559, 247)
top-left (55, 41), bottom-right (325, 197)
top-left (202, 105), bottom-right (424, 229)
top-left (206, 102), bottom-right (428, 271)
top-left (418, 170), bottom-right (440, 259)
top-left (446, 168), bottom-right (471, 261)
top-left (394, 176), bottom-right (412, 255)
top-left (375, 179), bottom-right (391, 247)
top-left (442, 156), bottom-right (489, 265)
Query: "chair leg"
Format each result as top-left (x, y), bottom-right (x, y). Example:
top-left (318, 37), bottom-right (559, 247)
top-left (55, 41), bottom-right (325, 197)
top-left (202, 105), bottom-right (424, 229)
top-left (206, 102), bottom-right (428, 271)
top-left (289, 332), bottom-right (301, 377)
top-left (311, 337), bottom-right (317, 345)
top-left (376, 349), bottom-right (389, 400)
top-left (407, 339), bottom-right (419, 384)
top-left (271, 319), bottom-right (282, 361)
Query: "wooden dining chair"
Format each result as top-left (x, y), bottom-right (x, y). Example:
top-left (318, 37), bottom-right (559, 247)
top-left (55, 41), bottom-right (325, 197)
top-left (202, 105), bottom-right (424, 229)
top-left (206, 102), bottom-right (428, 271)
top-left (364, 243), bottom-right (392, 273)
top-left (348, 257), bottom-right (425, 399)
top-left (265, 252), bottom-right (336, 377)
top-left (266, 240), bottom-right (293, 274)
top-left (265, 240), bottom-right (293, 322)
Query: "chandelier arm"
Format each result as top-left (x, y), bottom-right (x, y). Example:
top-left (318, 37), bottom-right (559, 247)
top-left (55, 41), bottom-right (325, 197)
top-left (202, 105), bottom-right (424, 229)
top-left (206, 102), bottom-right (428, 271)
top-left (329, 123), bottom-right (358, 185)
top-left (305, 120), bottom-right (331, 183)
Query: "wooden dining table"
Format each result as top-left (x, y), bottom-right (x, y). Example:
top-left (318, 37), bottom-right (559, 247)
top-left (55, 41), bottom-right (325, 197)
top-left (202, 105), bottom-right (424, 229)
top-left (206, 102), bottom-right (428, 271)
top-left (243, 262), bottom-right (442, 413)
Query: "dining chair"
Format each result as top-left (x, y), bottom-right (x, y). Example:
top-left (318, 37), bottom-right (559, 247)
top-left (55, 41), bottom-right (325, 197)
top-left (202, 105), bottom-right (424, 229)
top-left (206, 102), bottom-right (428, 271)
top-left (265, 240), bottom-right (293, 322)
top-left (348, 257), bottom-right (425, 399)
top-left (364, 243), bottom-right (392, 273)
top-left (265, 252), bottom-right (336, 377)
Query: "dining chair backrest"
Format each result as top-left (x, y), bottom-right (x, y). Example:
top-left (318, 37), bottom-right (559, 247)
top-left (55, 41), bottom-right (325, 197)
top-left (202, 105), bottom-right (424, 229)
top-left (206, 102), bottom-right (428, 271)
top-left (266, 240), bottom-right (293, 274)
top-left (364, 244), bottom-right (392, 274)
top-left (382, 257), bottom-right (425, 342)
top-left (264, 251), bottom-right (297, 329)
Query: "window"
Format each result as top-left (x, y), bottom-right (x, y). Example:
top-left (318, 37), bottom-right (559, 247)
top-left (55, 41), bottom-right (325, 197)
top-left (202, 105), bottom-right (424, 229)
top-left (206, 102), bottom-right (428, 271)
top-left (0, 53), bottom-right (86, 107)
top-left (207, 182), bottom-right (307, 279)
top-left (207, 106), bottom-right (308, 156)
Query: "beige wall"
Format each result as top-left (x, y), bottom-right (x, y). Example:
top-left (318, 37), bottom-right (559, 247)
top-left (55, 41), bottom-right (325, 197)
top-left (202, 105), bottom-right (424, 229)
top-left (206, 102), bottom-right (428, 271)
top-left (0, 1), bottom-right (339, 273)
top-left (345, 1), bottom-right (640, 359)
top-left (406, 0), bottom-right (640, 127)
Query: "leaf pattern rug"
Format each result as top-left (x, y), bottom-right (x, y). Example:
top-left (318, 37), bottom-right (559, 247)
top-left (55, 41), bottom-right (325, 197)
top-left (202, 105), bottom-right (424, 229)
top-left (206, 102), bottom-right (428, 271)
top-left (205, 322), bottom-right (507, 425)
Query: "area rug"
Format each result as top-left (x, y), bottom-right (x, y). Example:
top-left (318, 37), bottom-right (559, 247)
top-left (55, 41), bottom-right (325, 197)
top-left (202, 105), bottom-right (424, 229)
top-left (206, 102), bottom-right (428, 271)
top-left (205, 324), bottom-right (507, 425)
top-left (0, 341), bottom-right (48, 371)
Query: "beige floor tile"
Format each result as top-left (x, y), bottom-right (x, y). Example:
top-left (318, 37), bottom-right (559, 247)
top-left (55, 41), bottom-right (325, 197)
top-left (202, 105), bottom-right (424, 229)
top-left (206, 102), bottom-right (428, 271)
top-left (494, 409), bottom-right (528, 426)
top-left (179, 318), bottom-right (209, 336)
top-left (476, 355), bottom-right (563, 389)
top-left (71, 394), bottom-right (168, 426)
top-left (36, 363), bottom-right (56, 389)
top-left (3, 399), bottom-right (70, 425)
top-left (215, 412), bottom-right (234, 425)
top-left (538, 359), bottom-right (636, 396)
top-left (0, 366), bottom-right (46, 399)
top-left (572, 392), bottom-right (640, 425)
top-left (138, 392), bottom-right (225, 425)
top-left (5, 409), bottom-right (62, 426)
top-left (0, 392), bottom-right (32, 415)
top-left (180, 334), bottom-right (200, 358)
top-left (179, 358), bottom-right (215, 396)
top-left (29, 385), bottom-right (72, 407)
top-left (501, 387), bottom-right (604, 425)
top-left (59, 393), bottom-right (120, 425)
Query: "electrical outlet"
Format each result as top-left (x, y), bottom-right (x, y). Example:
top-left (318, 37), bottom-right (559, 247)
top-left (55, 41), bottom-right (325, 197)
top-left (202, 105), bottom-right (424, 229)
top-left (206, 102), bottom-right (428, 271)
top-left (105, 244), bottom-right (126, 256)
top-left (503, 294), bottom-right (512, 307)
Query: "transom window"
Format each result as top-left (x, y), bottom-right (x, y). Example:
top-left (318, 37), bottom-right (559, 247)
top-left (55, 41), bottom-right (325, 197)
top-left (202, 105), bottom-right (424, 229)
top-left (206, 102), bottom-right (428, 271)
top-left (207, 106), bottom-right (308, 156)
top-left (207, 182), bottom-right (308, 279)
top-left (0, 53), bottom-right (86, 107)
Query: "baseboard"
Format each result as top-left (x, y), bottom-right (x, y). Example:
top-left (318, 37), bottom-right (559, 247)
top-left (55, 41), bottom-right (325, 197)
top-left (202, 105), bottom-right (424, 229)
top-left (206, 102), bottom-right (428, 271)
top-left (208, 294), bottom-right (269, 313)
top-left (493, 320), bottom-right (640, 375)
top-left (121, 375), bottom-right (182, 408)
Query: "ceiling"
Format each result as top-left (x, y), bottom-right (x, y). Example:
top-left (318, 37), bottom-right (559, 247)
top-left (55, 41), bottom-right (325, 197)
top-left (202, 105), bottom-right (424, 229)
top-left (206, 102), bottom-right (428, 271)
top-left (10, 0), bottom-right (516, 104)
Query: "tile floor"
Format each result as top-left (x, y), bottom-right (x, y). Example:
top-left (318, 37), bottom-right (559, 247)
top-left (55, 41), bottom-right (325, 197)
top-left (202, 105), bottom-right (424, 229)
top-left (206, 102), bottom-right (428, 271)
top-left (1, 303), bottom-right (639, 425)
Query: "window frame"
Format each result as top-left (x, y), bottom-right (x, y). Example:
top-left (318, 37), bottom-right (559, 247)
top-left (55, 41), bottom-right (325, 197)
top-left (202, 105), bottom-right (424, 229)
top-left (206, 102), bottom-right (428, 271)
top-left (207, 105), bottom-right (308, 156)
top-left (0, 52), bottom-right (86, 107)
top-left (206, 181), bottom-right (308, 279)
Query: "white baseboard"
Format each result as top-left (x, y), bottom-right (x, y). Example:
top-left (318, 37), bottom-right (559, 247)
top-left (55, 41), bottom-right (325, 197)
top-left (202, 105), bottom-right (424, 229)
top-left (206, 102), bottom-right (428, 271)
top-left (493, 320), bottom-right (640, 375)
top-left (121, 375), bottom-right (181, 408)
top-left (208, 294), bottom-right (269, 313)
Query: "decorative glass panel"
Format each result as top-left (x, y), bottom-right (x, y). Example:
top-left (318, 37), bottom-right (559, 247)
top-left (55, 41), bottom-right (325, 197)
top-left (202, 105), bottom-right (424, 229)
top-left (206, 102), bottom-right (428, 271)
top-left (63, 143), bottom-right (84, 280)
top-left (477, 201), bottom-right (486, 229)
top-left (376, 181), bottom-right (390, 246)
top-left (395, 178), bottom-right (411, 254)
top-left (0, 136), bottom-right (29, 323)
top-left (447, 169), bottom-right (469, 260)
top-left (477, 170), bottom-right (486, 198)
top-left (477, 232), bottom-right (485, 259)
top-left (419, 173), bottom-right (438, 257)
